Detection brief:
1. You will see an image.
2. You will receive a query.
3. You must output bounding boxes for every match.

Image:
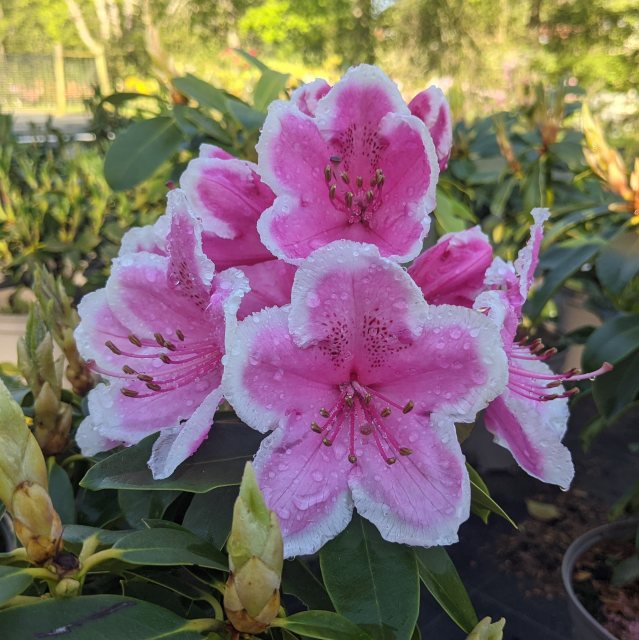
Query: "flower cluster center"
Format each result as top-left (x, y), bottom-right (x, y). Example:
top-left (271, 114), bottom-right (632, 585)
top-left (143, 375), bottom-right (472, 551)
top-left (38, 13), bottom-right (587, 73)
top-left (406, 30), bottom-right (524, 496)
top-left (310, 378), bottom-right (414, 465)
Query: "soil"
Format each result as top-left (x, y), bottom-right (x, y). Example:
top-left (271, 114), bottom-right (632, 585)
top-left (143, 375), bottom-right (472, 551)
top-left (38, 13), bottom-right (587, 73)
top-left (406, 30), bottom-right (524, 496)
top-left (573, 538), bottom-right (639, 640)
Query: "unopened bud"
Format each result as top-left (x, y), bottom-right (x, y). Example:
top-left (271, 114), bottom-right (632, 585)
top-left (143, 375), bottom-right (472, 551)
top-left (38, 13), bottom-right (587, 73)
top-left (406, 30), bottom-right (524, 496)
top-left (11, 482), bottom-right (63, 565)
top-left (466, 617), bottom-right (506, 640)
top-left (54, 577), bottom-right (81, 598)
top-left (224, 463), bottom-right (283, 634)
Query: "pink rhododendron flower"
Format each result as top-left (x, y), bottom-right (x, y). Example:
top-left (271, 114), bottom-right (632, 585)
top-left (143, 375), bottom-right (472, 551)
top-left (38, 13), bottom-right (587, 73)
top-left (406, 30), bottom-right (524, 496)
top-left (408, 226), bottom-right (493, 307)
top-left (408, 85), bottom-right (453, 172)
top-left (180, 144), bottom-right (296, 318)
top-left (75, 189), bottom-right (248, 479)
top-left (224, 240), bottom-right (508, 556)
top-left (470, 209), bottom-right (612, 489)
top-left (255, 65), bottom-right (440, 264)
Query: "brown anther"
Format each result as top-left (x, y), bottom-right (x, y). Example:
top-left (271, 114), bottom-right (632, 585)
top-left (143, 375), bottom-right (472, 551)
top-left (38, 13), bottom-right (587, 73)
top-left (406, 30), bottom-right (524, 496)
top-left (159, 354), bottom-right (172, 364)
top-left (137, 374), bottom-right (154, 383)
top-left (356, 176), bottom-right (363, 188)
top-left (105, 340), bottom-right (122, 355)
top-left (324, 165), bottom-right (332, 182)
top-left (375, 169), bottom-right (385, 186)
top-left (402, 401), bottom-right (414, 414)
top-left (348, 454), bottom-right (358, 464)
top-left (128, 334), bottom-right (142, 347)
top-left (386, 457), bottom-right (397, 465)
top-left (122, 365), bottom-right (136, 375)
top-left (517, 336), bottom-right (529, 346)
top-left (546, 381), bottom-right (562, 388)
top-left (166, 180), bottom-right (175, 189)
top-left (364, 393), bottom-right (372, 405)
top-left (345, 395), bottom-right (354, 408)
top-left (564, 368), bottom-right (580, 377)
top-left (121, 388), bottom-right (139, 398)
top-left (543, 347), bottom-right (558, 357)
top-left (340, 171), bottom-right (350, 184)
top-left (567, 387), bottom-right (580, 396)
top-left (310, 422), bottom-right (322, 433)
top-left (542, 394), bottom-right (559, 401)
top-left (330, 155), bottom-right (341, 164)
top-left (322, 438), bottom-right (332, 446)
top-left (319, 408), bottom-right (330, 418)
top-left (146, 382), bottom-right (162, 392)
top-left (345, 191), bottom-right (353, 207)
top-left (165, 342), bottom-right (177, 352)
top-left (176, 329), bottom-right (185, 341)
top-left (329, 184), bottom-right (337, 200)
top-left (360, 424), bottom-right (373, 435)
top-left (366, 190), bottom-right (374, 203)
top-left (154, 333), bottom-right (165, 346)
top-left (380, 407), bottom-right (392, 418)
top-left (399, 447), bottom-right (413, 456)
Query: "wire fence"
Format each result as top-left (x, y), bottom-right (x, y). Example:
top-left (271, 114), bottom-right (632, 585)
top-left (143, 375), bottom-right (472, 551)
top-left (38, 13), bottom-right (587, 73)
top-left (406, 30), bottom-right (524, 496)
top-left (0, 53), bottom-right (98, 114)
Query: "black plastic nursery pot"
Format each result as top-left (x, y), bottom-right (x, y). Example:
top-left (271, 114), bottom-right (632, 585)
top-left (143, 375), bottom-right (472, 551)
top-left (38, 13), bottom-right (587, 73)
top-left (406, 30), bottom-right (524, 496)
top-left (561, 519), bottom-right (638, 640)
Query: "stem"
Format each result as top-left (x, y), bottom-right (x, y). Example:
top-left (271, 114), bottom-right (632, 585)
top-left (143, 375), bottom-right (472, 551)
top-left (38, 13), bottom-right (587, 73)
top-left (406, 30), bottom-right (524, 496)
top-left (77, 548), bottom-right (121, 577)
top-left (1, 547), bottom-right (28, 563)
top-left (199, 593), bottom-right (224, 620)
top-left (183, 618), bottom-right (227, 633)
top-left (24, 567), bottom-right (57, 580)
top-left (61, 453), bottom-right (87, 468)
top-left (79, 533), bottom-right (100, 564)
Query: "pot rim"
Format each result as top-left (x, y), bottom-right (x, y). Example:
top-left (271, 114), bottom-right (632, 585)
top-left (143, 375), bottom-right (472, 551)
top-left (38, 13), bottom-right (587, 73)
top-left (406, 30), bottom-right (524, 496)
top-left (561, 518), bottom-right (639, 640)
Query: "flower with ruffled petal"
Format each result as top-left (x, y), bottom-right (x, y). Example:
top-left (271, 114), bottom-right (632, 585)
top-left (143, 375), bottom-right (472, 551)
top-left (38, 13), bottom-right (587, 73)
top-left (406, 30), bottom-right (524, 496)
top-left (408, 85), bottom-right (453, 172)
top-left (224, 240), bottom-right (507, 557)
top-left (471, 209), bottom-right (612, 489)
top-left (179, 145), bottom-right (296, 318)
top-left (255, 65), bottom-right (440, 265)
top-left (75, 189), bottom-right (248, 479)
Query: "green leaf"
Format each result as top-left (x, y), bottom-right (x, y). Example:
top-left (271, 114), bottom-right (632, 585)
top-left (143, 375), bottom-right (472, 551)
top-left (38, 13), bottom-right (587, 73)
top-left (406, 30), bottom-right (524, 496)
top-left (415, 547), bottom-right (478, 633)
top-left (182, 485), bottom-right (237, 549)
top-left (227, 99), bottom-right (265, 132)
top-left (596, 231), bottom-right (639, 295)
top-left (0, 566), bottom-right (33, 606)
top-left (172, 74), bottom-right (229, 113)
top-left (104, 117), bottom-right (183, 190)
top-left (583, 314), bottom-right (639, 371)
top-left (612, 554), bottom-right (639, 587)
top-left (283, 558), bottom-right (333, 611)
top-left (48, 460), bottom-right (76, 524)
top-left (320, 515), bottom-right (419, 640)
top-left (81, 419), bottom-right (263, 493)
top-left (62, 525), bottom-right (134, 546)
top-left (234, 48), bottom-right (270, 73)
top-left (467, 464), bottom-right (516, 528)
top-left (273, 610), bottom-right (372, 640)
top-left (434, 189), bottom-right (472, 233)
top-left (119, 489), bottom-right (181, 528)
top-left (0, 595), bottom-right (213, 639)
top-left (592, 350), bottom-right (639, 424)
top-left (172, 105), bottom-right (232, 144)
top-left (100, 92), bottom-right (162, 107)
top-left (253, 69), bottom-right (289, 111)
top-left (525, 238), bottom-right (605, 319)
top-left (112, 528), bottom-right (227, 570)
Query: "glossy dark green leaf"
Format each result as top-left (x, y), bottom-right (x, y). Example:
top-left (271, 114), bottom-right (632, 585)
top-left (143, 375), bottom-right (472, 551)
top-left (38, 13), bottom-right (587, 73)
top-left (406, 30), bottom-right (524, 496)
top-left (415, 547), bottom-right (478, 632)
top-left (172, 104), bottom-right (231, 144)
top-left (100, 92), bottom-right (163, 106)
top-left (434, 189), bottom-right (470, 234)
top-left (253, 69), bottom-right (289, 111)
top-left (596, 231), bottom-right (639, 295)
top-left (0, 566), bottom-right (33, 606)
top-left (81, 419), bottom-right (263, 493)
top-left (118, 490), bottom-right (180, 528)
top-left (320, 515), bottom-right (419, 640)
top-left (0, 595), bottom-right (212, 638)
top-left (112, 528), bottom-right (227, 570)
top-left (283, 558), bottom-right (333, 611)
top-left (182, 485), bottom-right (237, 549)
top-left (104, 117), bottom-right (183, 190)
top-left (273, 610), bottom-right (372, 640)
top-left (467, 464), bottom-right (516, 528)
top-left (172, 74), bottom-right (229, 113)
top-left (234, 48), bottom-right (270, 72)
top-left (592, 350), bottom-right (639, 424)
top-left (583, 314), bottom-right (639, 372)
top-left (526, 238), bottom-right (605, 319)
top-left (48, 460), bottom-right (76, 524)
top-left (62, 525), bottom-right (134, 546)
top-left (227, 99), bottom-right (265, 131)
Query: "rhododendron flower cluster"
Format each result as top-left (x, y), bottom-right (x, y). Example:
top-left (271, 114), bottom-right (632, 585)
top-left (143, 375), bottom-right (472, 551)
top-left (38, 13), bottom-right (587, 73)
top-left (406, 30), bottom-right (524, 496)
top-left (76, 64), bottom-right (610, 556)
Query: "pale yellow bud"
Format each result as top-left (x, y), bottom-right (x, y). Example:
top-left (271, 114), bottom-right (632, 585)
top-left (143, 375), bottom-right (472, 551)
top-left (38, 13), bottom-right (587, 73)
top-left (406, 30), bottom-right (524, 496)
top-left (224, 463), bottom-right (283, 633)
top-left (466, 617), bottom-right (506, 640)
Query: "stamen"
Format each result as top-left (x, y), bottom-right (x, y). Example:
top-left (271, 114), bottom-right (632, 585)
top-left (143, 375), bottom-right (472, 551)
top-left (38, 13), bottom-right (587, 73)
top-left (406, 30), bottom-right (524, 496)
top-left (322, 438), bottom-right (332, 446)
top-left (345, 191), bottom-right (353, 208)
top-left (146, 382), bottom-right (162, 391)
top-left (380, 407), bottom-right (391, 418)
top-left (165, 342), bottom-right (177, 352)
top-left (399, 447), bottom-right (413, 456)
top-left (128, 334), bottom-right (142, 347)
top-left (360, 423), bottom-right (373, 435)
top-left (366, 190), bottom-right (374, 203)
top-left (356, 176), bottom-right (363, 188)
top-left (121, 388), bottom-right (139, 398)
top-left (310, 422), bottom-right (322, 433)
top-left (105, 340), bottom-right (122, 355)
top-left (324, 165), bottom-right (332, 182)
top-left (319, 408), bottom-right (330, 418)
top-left (137, 374), bottom-right (154, 382)
top-left (176, 329), bottom-right (185, 341)
top-left (329, 184), bottom-right (337, 200)
top-left (348, 455), bottom-right (358, 464)
top-left (340, 171), bottom-right (350, 184)
top-left (122, 365), bottom-right (136, 375)
top-left (160, 354), bottom-right (172, 364)
top-left (402, 401), bottom-right (414, 414)
top-left (349, 410), bottom-right (357, 464)
top-left (386, 457), bottom-right (397, 465)
top-left (154, 333), bottom-right (165, 346)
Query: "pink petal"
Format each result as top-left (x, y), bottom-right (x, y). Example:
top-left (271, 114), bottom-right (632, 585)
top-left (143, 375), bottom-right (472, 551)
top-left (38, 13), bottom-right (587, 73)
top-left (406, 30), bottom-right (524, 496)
top-left (409, 226), bottom-right (493, 307)
top-left (119, 215), bottom-right (169, 257)
top-left (253, 423), bottom-right (353, 558)
top-left (148, 386), bottom-right (223, 479)
top-left (75, 414), bottom-right (121, 456)
top-left (180, 155), bottom-right (275, 244)
top-left (409, 86), bottom-right (453, 172)
top-left (290, 78), bottom-right (331, 117)
top-left (236, 260), bottom-right (296, 320)
top-left (223, 305), bottom-right (346, 434)
top-left (349, 414), bottom-right (469, 546)
top-left (198, 143), bottom-right (235, 160)
top-left (514, 207), bottom-right (549, 301)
